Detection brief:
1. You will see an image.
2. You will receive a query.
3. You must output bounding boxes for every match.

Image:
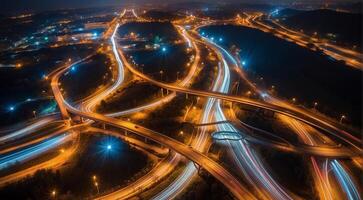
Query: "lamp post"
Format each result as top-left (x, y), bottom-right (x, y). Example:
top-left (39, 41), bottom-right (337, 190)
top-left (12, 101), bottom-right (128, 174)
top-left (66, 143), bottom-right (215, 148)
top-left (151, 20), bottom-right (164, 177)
top-left (159, 70), bottom-right (163, 81)
top-left (51, 190), bottom-right (56, 199)
top-left (339, 115), bottom-right (346, 124)
top-left (94, 182), bottom-right (99, 194)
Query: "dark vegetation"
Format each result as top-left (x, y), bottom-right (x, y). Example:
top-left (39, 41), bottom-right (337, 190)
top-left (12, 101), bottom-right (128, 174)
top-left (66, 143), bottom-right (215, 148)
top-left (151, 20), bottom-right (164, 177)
top-left (177, 175), bottom-right (234, 200)
top-left (258, 147), bottom-right (317, 199)
top-left (97, 80), bottom-right (160, 113)
top-left (0, 44), bottom-right (94, 126)
top-left (60, 53), bottom-right (112, 103)
top-left (279, 9), bottom-right (362, 49)
top-left (0, 134), bottom-right (150, 199)
top-left (200, 25), bottom-right (361, 128)
top-left (119, 22), bottom-right (181, 42)
top-left (141, 10), bottom-right (181, 21)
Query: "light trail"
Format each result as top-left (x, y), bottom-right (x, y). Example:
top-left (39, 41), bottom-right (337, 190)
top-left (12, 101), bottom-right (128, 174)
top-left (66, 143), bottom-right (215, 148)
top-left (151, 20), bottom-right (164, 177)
top-left (81, 23), bottom-right (124, 113)
top-left (331, 160), bottom-right (361, 200)
top-left (152, 38), bottom-right (217, 200)
top-left (242, 13), bottom-right (363, 70)
top-left (49, 18), bottom-right (254, 199)
top-left (96, 23), bottom-right (202, 199)
top-left (0, 132), bottom-right (78, 186)
top-left (1, 9), bottom-right (361, 200)
top-left (0, 134), bottom-right (69, 170)
top-left (204, 36), bottom-right (293, 200)
top-left (0, 116), bottom-right (58, 143)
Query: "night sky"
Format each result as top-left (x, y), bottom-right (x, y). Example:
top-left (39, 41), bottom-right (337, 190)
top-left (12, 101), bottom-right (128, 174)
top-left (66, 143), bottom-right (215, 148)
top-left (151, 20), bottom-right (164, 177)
top-left (0, 0), bottom-right (358, 14)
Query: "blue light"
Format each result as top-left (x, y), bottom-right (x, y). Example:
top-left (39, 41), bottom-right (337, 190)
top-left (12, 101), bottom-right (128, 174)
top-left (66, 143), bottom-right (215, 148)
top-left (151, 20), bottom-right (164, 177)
top-left (201, 32), bottom-right (205, 36)
top-left (107, 145), bottom-right (112, 150)
top-left (26, 98), bottom-right (32, 102)
top-left (78, 28), bottom-right (84, 31)
top-left (44, 36), bottom-right (48, 41)
top-left (93, 32), bottom-right (98, 37)
top-left (35, 41), bottom-right (40, 45)
top-left (211, 37), bottom-right (214, 41)
top-left (162, 47), bottom-right (167, 52)
top-left (242, 61), bottom-right (246, 65)
top-left (9, 106), bottom-right (15, 111)
top-left (219, 37), bottom-right (223, 42)
top-left (71, 66), bottom-right (76, 71)
top-left (261, 93), bottom-right (268, 98)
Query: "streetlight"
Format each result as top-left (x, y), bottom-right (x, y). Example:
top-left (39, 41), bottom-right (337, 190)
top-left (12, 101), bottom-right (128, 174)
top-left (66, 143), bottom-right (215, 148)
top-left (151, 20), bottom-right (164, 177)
top-left (339, 115), bottom-right (346, 123)
top-left (313, 102), bottom-right (318, 109)
top-left (94, 182), bottom-right (99, 194)
top-left (159, 70), bottom-right (163, 80)
top-left (292, 98), bottom-right (296, 103)
top-left (246, 91), bottom-right (252, 97)
top-left (33, 110), bottom-right (36, 118)
top-left (51, 190), bottom-right (56, 198)
top-left (179, 131), bottom-right (184, 136)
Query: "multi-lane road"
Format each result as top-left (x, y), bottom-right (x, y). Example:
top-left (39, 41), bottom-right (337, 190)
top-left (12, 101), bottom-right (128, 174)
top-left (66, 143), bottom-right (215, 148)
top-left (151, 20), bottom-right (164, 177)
top-left (0, 8), bottom-right (361, 200)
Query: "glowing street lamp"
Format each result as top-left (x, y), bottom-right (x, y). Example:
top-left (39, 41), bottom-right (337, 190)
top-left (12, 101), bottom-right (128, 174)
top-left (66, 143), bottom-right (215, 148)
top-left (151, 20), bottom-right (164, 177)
top-left (339, 115), bottom-right (346, 123)
top-left (94, 182), bottom-right (99, 194)
top-left (159, 70), bottom-right (164, 80)
top-left (313, 102), bottom-right (318, 109)
top-left (9, 106), bottom-right (15, 111)
top-left (51, 190), bottom-right (56, 198)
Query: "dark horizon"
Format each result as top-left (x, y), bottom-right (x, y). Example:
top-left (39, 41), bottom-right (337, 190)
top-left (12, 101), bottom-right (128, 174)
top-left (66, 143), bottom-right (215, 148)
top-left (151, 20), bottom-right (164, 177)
top-left (0, 0), bottom-right (360, 15)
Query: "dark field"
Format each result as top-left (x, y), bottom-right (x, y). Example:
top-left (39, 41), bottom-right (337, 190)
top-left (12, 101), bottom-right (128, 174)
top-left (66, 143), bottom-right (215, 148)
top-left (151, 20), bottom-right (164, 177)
top-left (200, 25), bottom-right (361, 128)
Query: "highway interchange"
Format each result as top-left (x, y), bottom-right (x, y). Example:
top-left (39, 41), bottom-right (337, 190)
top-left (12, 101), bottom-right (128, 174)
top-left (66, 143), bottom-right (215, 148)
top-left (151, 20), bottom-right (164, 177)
top-left (0, 8), bottom-right (361, 200)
